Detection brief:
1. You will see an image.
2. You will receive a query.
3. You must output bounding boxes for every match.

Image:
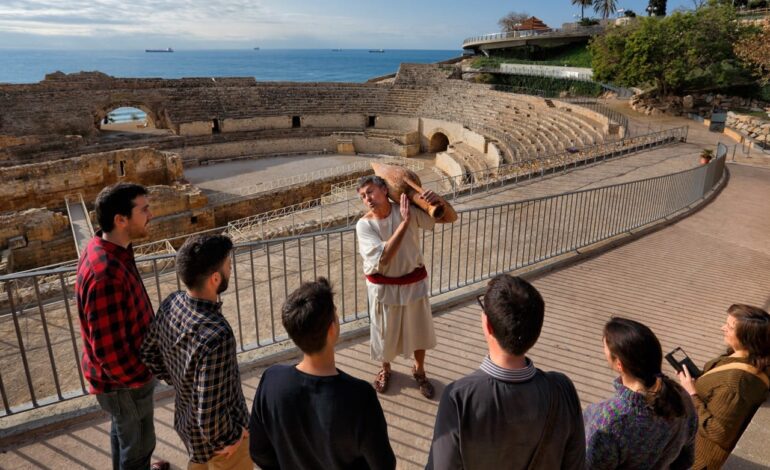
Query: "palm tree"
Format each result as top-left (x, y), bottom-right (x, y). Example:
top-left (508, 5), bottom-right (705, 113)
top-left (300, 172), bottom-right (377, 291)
top-left (593, 0), bottom-right (618, 19)
top-left (572, 0), bottom-right (593, 19)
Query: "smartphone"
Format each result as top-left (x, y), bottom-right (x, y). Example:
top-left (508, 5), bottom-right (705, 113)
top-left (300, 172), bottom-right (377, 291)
top-left (665, 347), bottom-right (702, 378)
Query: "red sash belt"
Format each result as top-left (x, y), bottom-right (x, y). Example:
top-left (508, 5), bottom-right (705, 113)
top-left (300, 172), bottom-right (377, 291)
top-left (365, 266), bottom-right (427, 285)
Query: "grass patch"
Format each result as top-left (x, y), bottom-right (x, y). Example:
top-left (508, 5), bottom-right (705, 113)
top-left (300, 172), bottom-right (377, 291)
top-left (489, 74), bottom-right (603, 97)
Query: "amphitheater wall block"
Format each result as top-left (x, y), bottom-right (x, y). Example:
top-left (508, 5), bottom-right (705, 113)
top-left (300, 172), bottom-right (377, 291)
top-left (486, 142), bottom-right (502, 170)
top-left (403, 131), bottom-right (420, 146)
top-left (374, 115), bottom-right (419, 132)
top-left (420, 119), bottom-right (462, 151)
top-left (179, 121), bottom-right (215, 136)
top-left (0, 147), bottom-right (182, 212)
top-left (221, 116), bottom-right (291, 133)
top-left (435, 151), bottom-right (465, 186)
top-left (146, 210), bottom-right (217, 248)
top-left (173, 136), bottom-right (339, 164)
top-left (303, 114), bottom-right (366, 129)
top-left (0, 209), bottom-right (69, 251)
top-left (351, 135), bottom-right (412, 157)
top-left (420, 118), bottom-right (488, 154)
top-left (10, 232), bottom-right (77, 271)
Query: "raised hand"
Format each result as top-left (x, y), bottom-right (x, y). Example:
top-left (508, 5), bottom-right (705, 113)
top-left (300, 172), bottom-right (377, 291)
top-left (215, 428), bottom-right (248, 459)
top-left (420, 189), bottom-right (442, 206)
top-left (400, 193), bottom-right (411, 223)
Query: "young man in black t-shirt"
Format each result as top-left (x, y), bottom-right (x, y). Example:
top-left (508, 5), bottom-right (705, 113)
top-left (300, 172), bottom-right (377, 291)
top-left (249, 277), bottom-right (396, 470)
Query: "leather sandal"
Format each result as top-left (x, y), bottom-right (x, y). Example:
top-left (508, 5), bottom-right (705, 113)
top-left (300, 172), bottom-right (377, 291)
top-left (412, 367), bottom-right (435, 399)
top-left (373, 368), bottom-right (391, 393)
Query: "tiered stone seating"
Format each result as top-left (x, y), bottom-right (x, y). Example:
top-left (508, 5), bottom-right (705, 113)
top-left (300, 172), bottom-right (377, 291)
top-left (1, 66), bottom-right (616, 169)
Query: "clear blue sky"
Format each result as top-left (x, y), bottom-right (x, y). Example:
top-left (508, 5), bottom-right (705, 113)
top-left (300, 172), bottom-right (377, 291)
top-left (0, 0), bottom-right (698, 50)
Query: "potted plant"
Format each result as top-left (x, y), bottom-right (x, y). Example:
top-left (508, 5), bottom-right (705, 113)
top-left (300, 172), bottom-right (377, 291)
top-left (700, 149), bottom-right (714, 165)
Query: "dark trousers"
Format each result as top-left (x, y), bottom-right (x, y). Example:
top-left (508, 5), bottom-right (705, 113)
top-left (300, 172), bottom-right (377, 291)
top-left (96, 380), bottom-right (157, 470)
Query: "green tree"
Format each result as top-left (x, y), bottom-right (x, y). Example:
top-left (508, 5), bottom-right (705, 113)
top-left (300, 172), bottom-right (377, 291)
top-left (590, 4), bottom-right (753, 94)
top-left (735, 19), bottom-right (770, 84)
top-left (572, 0), bottom-right (593, 19)
top-left (593, 0), bottom-right (618, 19)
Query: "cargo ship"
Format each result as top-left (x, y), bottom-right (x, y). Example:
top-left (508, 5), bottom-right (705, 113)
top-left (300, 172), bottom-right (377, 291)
top-left (146, 48), bottom-right (174, 53)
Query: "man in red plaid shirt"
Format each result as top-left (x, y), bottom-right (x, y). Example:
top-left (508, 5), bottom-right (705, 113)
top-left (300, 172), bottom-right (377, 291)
top-left (76, 182), bottom-right (167, 470)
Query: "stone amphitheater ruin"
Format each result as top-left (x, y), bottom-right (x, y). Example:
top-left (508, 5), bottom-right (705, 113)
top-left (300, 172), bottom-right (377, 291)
top-left (2, 61), bottom-right (685, 419)
top-left (0, 63), bottom-right (621, 274)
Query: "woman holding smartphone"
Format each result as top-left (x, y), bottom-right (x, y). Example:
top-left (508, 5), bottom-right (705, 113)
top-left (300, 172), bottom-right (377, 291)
top-left (584, 317), bottom-right (697, 469)
top-left (678, 304), bottom-right (770, 469)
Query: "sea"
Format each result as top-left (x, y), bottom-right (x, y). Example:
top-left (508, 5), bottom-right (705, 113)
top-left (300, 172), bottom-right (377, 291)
top-left (0, 48), bottom-right (461, 85)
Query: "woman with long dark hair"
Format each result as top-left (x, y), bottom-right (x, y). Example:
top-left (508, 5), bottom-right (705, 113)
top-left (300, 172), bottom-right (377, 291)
top-left (584, 317), bottom-right (697, 469)
top-left (678, 304), bottom-right (770, 469)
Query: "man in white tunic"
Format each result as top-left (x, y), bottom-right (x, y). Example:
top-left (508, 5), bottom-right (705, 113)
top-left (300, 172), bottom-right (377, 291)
top-left (356, 175), bottom-right (456, 398)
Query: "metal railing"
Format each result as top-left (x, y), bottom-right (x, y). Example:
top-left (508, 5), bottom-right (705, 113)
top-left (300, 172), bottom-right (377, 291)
top-left (0, 138), bottom-right (725, 418)
top-left (463, 25), bottom-right (605, 47)
top-left (224, 127), bottom-right (686, 240)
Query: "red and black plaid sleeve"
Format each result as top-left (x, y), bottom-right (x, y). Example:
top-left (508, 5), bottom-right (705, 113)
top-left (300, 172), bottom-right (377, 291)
top-left (77, 237), bottom-right (153, 393)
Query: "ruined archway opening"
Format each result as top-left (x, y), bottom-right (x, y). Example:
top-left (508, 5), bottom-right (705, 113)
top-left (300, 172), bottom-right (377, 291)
top-left (96, 105), bottom-right (173, 138)
top-left (99, 106), bottom-right (155, 131)
top-left (429, 132), bottom-right (449, 153)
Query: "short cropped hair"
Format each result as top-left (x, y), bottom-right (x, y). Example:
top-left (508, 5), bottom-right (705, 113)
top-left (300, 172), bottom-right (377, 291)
top-left (281, 277), bottom-right (336, 354)
top-left (95, 182), bottom-right (148, 232)
top-left (482, 274), bottom-right (544, 356)
top-left (176, 234), bottom-right (233, 291)
top-left (356, 175), bottom-right (388, 192)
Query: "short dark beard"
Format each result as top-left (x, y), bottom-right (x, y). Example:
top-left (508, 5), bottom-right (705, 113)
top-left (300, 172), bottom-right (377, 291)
top-left (216, 269), bottom-right (229, 295)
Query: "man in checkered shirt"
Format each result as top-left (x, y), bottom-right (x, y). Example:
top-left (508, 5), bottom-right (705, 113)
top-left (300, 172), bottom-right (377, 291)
top-left (76, 183), bottom-right (168, 470)
top-left (141, 234), bottom-right (250, 469)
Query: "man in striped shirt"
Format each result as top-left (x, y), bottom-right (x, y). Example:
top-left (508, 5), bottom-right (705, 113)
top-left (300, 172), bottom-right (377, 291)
top-left (141, 234), bottom-right (250, 469)
top-left (76, 182), bottom-right (168, 470)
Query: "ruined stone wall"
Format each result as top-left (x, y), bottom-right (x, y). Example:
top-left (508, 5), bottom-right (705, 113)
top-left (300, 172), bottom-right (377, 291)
top-left (302, 114), bottom-right (367, 129)
top-left (351, 135), bottom-right (414, 157)
top-left (221, 116), bottom-right (291, 133)
top-left (211, 169), bottom-right (371, 227)
top-left (10, 232), bottom-right (77, 272)
top-left (172, 136), bottom-right (339, 164)
top-left (726, 112), bottom-right (770, 146)
top-left (374, 115), bottom-right (419, 132)
top-left (0, 209), bottom-right (70, 251)
top-left (0, 147), bottom-right (182, 212)
top-left (0, 70), bottom-right (439, 150)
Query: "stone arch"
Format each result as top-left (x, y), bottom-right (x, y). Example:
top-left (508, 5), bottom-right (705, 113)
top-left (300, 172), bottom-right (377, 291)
top-left (94, 101), bottom-right (173, 134)
top-left (429, 131), bottom-right (450, 153)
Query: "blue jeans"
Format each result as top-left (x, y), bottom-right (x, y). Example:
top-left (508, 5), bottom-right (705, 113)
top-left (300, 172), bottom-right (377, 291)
top-left (96, 380), bottom-right (157, 470)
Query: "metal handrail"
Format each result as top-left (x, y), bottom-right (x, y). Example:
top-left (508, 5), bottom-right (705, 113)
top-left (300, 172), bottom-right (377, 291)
top-left (0, 137), bottom-right (725, 418)
top-left (463, 25), bottom-right (605, 47)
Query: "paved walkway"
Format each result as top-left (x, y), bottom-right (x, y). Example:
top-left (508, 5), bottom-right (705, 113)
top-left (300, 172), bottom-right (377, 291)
top-left (3, 111), bottom-right (769, 469)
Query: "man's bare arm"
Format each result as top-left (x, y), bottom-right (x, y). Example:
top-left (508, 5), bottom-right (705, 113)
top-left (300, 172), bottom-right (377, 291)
top-left (380, 194), bottom-right (411, 265)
